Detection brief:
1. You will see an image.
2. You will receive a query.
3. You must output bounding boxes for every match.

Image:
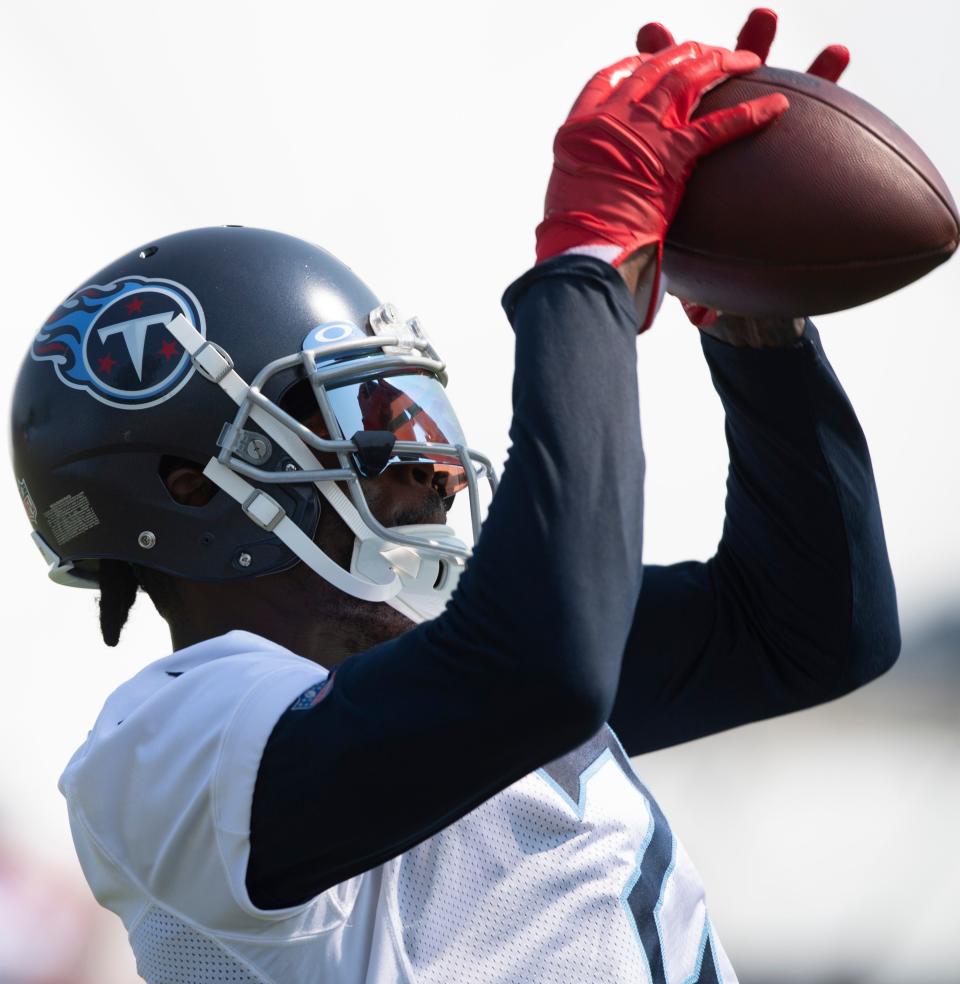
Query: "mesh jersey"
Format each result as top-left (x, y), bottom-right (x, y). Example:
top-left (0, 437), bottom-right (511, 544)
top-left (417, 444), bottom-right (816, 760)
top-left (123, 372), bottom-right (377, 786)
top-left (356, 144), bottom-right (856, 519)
top-left (60, 631), bottom-right (736, 983)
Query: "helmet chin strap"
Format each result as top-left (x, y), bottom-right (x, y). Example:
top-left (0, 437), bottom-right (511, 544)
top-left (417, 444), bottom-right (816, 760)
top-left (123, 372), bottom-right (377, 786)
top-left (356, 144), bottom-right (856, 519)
top-left (167, 314), bottom-right (465, 623)
top-left (352, 524), bottom-right (467, 624)
top-left (205, 455), bottom-right (466, 622)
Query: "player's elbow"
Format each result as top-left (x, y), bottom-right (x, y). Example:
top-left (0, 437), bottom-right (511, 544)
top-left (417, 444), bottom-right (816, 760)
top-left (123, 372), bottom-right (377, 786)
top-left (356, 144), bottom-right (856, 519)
top-left (502, 631), bottom-right (622, 756)
top-left (770, 580), bottom-right (901, 707)
top-left (840, 596), bottom-right (901, 692)
top-left (835, 495), bottom-right (902, 692)
top-left (529, 670), bottom-right (615, 754)
top-left (805, 550), bottom-right (901, 699)
top-left (534, 641), bottom-right (622, 745)
top-left (811, 579), bottom-right (901, 700)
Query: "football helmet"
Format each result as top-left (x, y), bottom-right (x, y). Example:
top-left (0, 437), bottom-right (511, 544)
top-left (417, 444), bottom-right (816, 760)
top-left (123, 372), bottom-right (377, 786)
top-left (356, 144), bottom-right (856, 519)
top-left (10, 226), bottom-right (497, 623)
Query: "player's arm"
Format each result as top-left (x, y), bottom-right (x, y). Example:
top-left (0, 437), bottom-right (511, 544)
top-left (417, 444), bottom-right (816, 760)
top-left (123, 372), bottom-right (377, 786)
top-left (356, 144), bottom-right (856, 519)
top-left (247, 256), bottom-right (645, 908)
top-left (607, 11), bottom-right (897, 755)
top-left (608, 313), bottom-right (900, 754)
top-left (246, 45), bottom-right (786, 909)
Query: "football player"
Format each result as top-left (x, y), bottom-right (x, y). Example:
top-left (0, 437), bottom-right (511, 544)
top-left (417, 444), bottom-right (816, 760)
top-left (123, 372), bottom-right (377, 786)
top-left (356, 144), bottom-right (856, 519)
top-left (10, 10), bottom-right (899, 983)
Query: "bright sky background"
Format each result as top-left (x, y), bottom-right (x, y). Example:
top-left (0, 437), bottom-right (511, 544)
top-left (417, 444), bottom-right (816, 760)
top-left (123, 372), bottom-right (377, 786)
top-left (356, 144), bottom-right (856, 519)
top-left (0, 0), bottom-right (957, 977)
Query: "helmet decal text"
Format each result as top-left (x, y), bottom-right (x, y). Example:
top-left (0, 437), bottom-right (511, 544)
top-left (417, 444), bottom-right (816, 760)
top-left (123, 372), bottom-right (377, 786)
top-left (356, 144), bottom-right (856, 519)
top-left (31, 277), bottom-right (206, 409)
top-left (18, 479), bottom-right (38, 528)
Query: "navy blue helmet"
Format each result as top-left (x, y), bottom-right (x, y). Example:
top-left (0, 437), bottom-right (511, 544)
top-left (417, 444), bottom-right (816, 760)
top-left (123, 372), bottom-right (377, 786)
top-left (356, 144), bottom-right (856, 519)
top-left (11, 226), bottom-right (496, 622)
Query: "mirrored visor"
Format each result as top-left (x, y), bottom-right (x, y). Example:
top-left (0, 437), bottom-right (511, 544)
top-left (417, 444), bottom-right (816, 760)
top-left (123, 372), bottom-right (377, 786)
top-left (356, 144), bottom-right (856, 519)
top-left (326, 372), bottom-right (471, 495)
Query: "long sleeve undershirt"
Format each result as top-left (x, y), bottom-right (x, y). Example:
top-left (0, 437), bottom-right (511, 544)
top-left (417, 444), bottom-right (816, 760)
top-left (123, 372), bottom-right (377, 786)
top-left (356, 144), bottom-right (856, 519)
top-left (247, 255), bottom-right (899, 909)
top-left (609, 316), bottom-right (900, 752)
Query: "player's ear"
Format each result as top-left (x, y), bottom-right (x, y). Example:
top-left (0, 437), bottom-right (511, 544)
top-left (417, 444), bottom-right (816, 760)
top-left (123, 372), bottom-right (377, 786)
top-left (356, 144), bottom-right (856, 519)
top-left (163, 464), bottom-right (218, 507)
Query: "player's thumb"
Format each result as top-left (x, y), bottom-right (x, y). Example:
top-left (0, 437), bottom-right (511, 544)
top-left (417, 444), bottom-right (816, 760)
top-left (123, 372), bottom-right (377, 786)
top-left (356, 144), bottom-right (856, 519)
top-left (691, 92), bottom-right (788, 154)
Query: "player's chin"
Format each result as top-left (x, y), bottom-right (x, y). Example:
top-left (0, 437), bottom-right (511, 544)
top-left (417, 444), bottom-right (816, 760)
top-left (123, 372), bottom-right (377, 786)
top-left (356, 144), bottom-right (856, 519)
top-left (361, 477), bottom-right (450, 528)
top-left (388, 495), bottom-right (449, 528)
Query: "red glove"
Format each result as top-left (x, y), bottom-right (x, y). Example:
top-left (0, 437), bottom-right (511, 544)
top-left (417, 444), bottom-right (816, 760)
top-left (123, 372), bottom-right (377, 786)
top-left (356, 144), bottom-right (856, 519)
top-left (536, 42), bottom-right (788, 331)
top-left (636, 10), bottom-right (850, 328)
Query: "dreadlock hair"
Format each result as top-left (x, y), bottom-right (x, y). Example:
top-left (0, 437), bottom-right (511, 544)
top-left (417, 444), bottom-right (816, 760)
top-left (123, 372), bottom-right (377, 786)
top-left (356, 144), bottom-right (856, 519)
top-left (97, 453), bottom-right (214, 646)
top-left (97, 559), bottom-right (177, 647)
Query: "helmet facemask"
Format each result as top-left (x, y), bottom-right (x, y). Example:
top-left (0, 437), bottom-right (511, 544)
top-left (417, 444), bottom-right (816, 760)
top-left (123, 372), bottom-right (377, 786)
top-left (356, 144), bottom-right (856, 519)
top-left (165, 302), bottom-right (497, 623)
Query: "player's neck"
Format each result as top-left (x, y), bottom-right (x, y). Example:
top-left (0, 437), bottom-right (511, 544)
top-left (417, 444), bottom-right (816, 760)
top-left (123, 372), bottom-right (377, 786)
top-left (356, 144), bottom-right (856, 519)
top-left (165, 571), bottom-right (415, 668)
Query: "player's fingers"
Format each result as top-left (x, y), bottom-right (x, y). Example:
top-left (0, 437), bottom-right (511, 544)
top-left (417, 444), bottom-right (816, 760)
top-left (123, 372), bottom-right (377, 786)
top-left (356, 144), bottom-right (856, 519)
top-left (645, 47), bottom-right (761, 123)
top-left (690, 91), bottom-right (789, 154)
top-left (735, 7), bottom-right (778, 62)
top-left (568, 55), bottom-right (646, 118)
top-left (806, 44), bottom-right (850, 82)
top-left (636, 22), bottom-right (676, 54)
top-left (604, 41), bottom-right (705, 113)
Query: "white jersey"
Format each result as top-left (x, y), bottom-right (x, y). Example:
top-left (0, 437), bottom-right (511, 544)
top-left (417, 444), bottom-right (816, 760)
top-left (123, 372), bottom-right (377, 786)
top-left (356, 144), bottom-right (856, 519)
top-left (60, 630), bottom-right (736, 983)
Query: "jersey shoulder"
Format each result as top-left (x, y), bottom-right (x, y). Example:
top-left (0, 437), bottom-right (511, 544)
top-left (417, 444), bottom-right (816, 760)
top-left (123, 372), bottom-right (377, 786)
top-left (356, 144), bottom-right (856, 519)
top-left (60, 630), bottom-right (326, 932)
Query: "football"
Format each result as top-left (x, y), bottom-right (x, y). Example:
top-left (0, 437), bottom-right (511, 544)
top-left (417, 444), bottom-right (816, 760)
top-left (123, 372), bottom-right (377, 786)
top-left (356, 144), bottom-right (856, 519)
top-left (664, 66), bottom-right (959, 316)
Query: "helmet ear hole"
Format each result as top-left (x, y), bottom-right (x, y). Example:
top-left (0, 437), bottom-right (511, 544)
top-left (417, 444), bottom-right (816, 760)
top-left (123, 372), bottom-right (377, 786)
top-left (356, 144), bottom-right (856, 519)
top-left (279, 379), bottom-right (318, 423)
top-left (159, 455), bottom-right (218, 508)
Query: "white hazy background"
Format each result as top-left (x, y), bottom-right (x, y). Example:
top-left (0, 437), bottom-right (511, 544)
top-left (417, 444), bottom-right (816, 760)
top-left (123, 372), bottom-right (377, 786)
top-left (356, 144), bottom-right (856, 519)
top-left (1, 1), bottom-right (957, 981)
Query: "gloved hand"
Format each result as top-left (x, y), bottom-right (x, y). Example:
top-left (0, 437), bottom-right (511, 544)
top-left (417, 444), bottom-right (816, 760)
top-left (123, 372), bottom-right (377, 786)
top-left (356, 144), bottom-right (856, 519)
top-left (536, 42), bottom-right (789, 332)
top-left (636, 9), bottom-right (850, 328)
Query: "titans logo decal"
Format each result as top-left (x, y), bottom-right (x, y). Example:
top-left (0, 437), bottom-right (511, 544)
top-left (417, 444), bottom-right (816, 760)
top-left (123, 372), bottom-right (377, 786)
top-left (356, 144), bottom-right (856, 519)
top-left (31, 277), bottom-right (206, 409)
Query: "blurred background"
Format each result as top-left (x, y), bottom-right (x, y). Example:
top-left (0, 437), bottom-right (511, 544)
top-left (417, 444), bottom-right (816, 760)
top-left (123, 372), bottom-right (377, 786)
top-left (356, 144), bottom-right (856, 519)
top-left (0, 1), bottom-right (956, 980)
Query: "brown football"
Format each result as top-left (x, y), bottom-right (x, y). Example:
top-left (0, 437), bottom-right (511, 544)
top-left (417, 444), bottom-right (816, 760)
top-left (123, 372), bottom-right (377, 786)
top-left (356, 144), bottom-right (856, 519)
top-left (664, 67), bottom-right (959, 316)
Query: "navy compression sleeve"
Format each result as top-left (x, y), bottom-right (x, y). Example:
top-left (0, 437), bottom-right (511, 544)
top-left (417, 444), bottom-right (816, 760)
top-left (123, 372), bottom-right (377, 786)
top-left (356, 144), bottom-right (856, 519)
top-left (248, 256), bottom-right (646, 908)
top-left (609, 321), bottom-right (900, 754)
